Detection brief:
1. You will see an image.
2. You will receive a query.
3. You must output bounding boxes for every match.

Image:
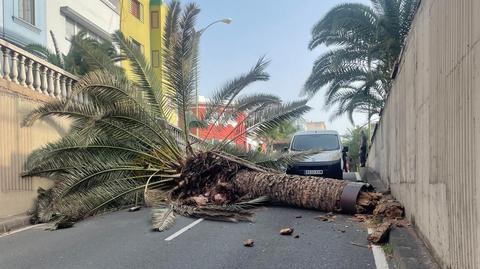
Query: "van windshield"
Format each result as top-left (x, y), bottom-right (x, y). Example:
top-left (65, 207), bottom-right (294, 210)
top-left (291, 134), bottom-right (340, 151)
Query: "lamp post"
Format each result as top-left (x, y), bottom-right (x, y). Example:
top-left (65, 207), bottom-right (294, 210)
top-left (194, 18), bottom-right (232, 136)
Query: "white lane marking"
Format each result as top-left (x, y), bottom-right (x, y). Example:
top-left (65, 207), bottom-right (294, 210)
top-left (355, 172), bottom-right (362, 182)
top-left (0, 224), bottom-right (46, 238)
top-left (368, 228), bottom-right (390, 269)
top-left (164, 218), bottom-right (204, 241)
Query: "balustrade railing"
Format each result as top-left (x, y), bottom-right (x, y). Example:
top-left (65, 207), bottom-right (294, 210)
top-left (0, 38), bottom-right (83, 102)
top-left (0, 38), bottom-right (205, 146)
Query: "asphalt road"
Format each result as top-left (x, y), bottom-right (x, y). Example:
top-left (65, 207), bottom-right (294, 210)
top-left (0, 173), bottom-right (375, 269)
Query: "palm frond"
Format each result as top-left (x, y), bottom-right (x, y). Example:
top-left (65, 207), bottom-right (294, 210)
top-left (49, 30), bottom-right (64, 67)
top-left (25, 43), bottom-right (62, 67)
top-left (113, 31), bottom-right (169, 119)
top-left (152, 206), bottom-right (176, 231)
top-left (234, 93), bottom-right (281, 113)
top-left (309, 3), bottom-right (378, 49)
top-left (204, 57), bottom-right (270, 123)
top-left (163, 0), bottom-right (181, 50)
top-left (68, 35), bottom-right (119, 73)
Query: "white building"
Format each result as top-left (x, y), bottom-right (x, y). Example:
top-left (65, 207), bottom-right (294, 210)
top-left (46, 0), bottom-right (120, 54)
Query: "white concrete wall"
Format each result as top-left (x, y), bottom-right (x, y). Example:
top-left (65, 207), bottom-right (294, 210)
top-left (0, 80), bottom-right (69, 218)
top-left (368, 0), bottom-right (480, 268)
top-left (46, 0), bottom-right (119, 54)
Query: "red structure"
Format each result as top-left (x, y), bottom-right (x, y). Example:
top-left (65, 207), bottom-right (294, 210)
top-left (193, 102), bottom-right (247, 148)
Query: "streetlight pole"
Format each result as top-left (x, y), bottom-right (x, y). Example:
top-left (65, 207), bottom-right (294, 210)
top-left (194, 18), bottom-right (232, 136)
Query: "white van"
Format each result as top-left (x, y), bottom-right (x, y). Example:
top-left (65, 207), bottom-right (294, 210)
top-left (286, 130), bottom-right (346, 180)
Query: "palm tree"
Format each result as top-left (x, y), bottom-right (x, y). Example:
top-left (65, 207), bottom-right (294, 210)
top-left (261, 121), bottom-right (298, 153)
top-left (342, 126), bottom-right (372, 172)
top-left (304, 0), bottom-right (418, 122)
top-left (26, 31), bottom-right (119, 76)
top-left (23, 1), bottom-right (381, 230)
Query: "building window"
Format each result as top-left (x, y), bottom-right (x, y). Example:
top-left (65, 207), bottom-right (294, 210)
top-left (65, 18), bottom-right (102, 42)
top-left (130, 0), bottom-right (143, 21)
top-left (19, 0), bottom-right (35, 25)
top-left (66, 18), bottom-right (76, 39)
top-left (152, 50), bottom-right (160, 67)
top-left (131, 38), bottom-right (144, 54)
top-left (151, 11), bottom-right (159, 29)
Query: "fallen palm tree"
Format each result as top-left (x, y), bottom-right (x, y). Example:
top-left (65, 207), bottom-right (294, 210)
top-left (22, 1), bottom-right (392, 231)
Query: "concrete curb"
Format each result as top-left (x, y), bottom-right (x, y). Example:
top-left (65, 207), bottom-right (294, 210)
top-left (387, 227), bottom-right (440, 269)
top-left (361, 167), bottom-right (439, 269)
top-left (0, 215), bottom-right (31, 234)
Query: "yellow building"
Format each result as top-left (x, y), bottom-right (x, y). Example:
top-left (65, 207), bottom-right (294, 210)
top-left (120, 0), bottom-right (175, 124)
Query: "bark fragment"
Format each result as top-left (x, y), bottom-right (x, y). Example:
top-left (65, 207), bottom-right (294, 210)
top-left (315, 213), bottom-right (336, 222)
top-left (280, 228), bottom-right (294, 235)
top-left (191, 195), bottom-right (208, 206)
top-left (356, 191), bottom-right (383, 213)
top-left (373, 199), bottom-right (404, 219)
top-left (367, 222), bottom-right (392, 244)
top-left (243, 239), bottom-right (255, 247)
top-left (351, 214), bottom-right (370, 223)
top-left (128, 206), bottom-right (141, 212)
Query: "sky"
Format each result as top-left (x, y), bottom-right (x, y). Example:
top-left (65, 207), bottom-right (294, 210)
top-left (191, 0), bottom-right (371, 135)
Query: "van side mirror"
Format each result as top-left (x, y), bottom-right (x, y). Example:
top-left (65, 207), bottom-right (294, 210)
top-left (342, 146), bottom-right (349, 153)
top-left (282, 147), bottom-right (289, 153)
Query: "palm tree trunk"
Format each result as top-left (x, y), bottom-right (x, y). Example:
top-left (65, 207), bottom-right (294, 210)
top-left (178, 152), bottom-right (380, 215)
top-left (233, 170), bottom-right (348, 212)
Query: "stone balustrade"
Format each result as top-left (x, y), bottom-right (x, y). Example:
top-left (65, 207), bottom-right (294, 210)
top-left (0, 38), bottom-right (201, 146)
top-left (0, 38), bottom-right (85, 102)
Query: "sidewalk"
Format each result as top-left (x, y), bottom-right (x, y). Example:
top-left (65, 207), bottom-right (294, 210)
top-left (0, 214), bottom-right (31, 234)
top-left (387, 226), bottom-right (439, 269)
top-left (360, 167), bottom-right (439, 269)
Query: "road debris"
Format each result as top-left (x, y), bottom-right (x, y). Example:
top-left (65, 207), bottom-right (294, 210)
top-left (294, 234), bottom-right (300, 238)
top-left (392, 219), bottom-right (410, 228)
top-left (356, 191), bottom-right (383, 213)
top-left (315, 212), bottom-right (336, 222)
top-left (351, 214), bottom-right (370, 223)
top-left (128, 206), bottom-right (141, 212)
top-left (351, 242), bottom-right (368, 248)
top-left (243, 239), bottom-right (255, 247)
top-left (295, 215), bottom-right (302, 218)
top-left (368, 222), bottom-right (392, 244)
top-left (191, 195), bottom-right (208, 206)
top-left (373, 199), bottom-right (404, 219)
top-left (56, 221), bottom-right (75, 229)
top-left (280, 227), bottom-right (294, 235)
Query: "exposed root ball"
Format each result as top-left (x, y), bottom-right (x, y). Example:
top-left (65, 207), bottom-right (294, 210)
top-left (174, 152), bottom-right (243, 204)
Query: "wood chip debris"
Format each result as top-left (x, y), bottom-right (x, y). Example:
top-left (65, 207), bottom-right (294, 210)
top-left (392, 219), bottom-right (410, 228)
top-left (128, 206), bottom-right (141, 212)
top-left (280, 227), bottom-right (294, 235)
top-left (243, 239), bottom-right (255, 247)
top-left (373, 198), bottom-right (404, 219)
top-left (351, 241), bottom-right (368, 248)
top-left (191, 195), bottom-right (208, 206)
top-left (314, 212), bottom-right (336, 222)
top-left (367, 222), bottom-right (392, 244)
top-left (351, 214), bottom-right (370, 223)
